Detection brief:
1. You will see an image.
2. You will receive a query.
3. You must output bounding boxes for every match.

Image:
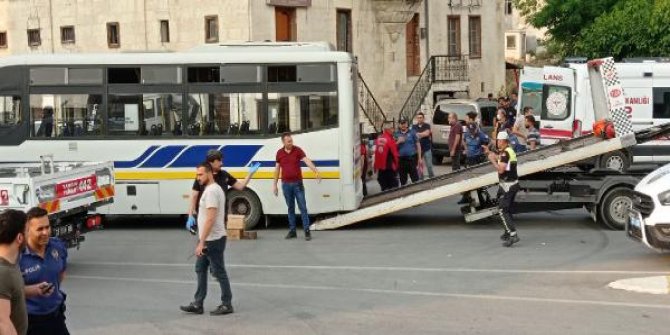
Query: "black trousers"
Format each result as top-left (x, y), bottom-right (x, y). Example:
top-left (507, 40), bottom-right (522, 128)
top-left (451, 150), bottom-right (462, 171)
top-left (398, 155), bottom-right (419, 186)
top-left (497, 183), bottom-right (520, 234)
top-left (28, 304), bottom-right (69, 335)
top-left (377, 169), bottom-right (399, 191)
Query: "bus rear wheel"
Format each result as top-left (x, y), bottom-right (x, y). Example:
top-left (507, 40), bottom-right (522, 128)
top-left (227, 189), bottom-right (263, 230)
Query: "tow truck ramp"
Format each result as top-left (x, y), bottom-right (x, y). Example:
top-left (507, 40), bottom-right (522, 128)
top-left (311, 57), bottom-right (643, 231)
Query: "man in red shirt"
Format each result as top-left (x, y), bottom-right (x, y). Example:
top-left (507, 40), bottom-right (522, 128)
top-left (273, 132), bottom-right (321, 241)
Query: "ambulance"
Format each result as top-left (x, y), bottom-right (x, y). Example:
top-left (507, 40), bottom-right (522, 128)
top-left (518, 60), bottom-right (670, 171)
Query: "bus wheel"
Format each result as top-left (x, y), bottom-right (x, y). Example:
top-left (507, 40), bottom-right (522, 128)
top-left (227, 189), bottom-right (263, 230)
top-left (598, 151), bottom-right (629, 172)
top-left (597, 187), bottom-right (633, 230)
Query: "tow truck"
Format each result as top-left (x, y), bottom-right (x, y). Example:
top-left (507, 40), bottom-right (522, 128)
top-left (0, 155), bottom-right (115, 248)
top-left (312, 58), bottom-right (670, 231)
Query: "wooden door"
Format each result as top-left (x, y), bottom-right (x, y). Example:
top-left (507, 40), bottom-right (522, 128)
top-left (406, 14), bottom-right (420, 76)
top-left (275, 7), bottom-right (296, 42)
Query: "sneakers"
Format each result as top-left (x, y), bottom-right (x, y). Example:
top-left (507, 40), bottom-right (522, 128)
top-left (179, 302), bottom-right (203, 315)
top-left (500, 231), bottom-right (510, 241)
top-left (502, 233), bottom-right (520, 247)
top-left (285, 230), bottom-right (312, 241)
top-left (210, 304), bottom-right (234, 316)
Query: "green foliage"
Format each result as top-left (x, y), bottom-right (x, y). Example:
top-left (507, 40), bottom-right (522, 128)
top-left (516, 0), bottom-right (620, 57)
top-left (575, 0), bottom-right (670, 60)
top-left (516, 0), bottom-right (670, 60)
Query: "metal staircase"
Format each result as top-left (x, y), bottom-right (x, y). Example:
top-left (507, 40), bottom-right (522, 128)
top-left (398, 55), bottom-right (469, 121)
top-left (357, 72), bottom-right (388, 133)
top-left (357, 55), bottom-right (469, 133)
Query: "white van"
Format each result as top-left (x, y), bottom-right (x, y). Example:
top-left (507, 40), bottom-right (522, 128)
top-left (430, 99), bottom-right (498, 164)
top-left (519, 61), bottom-right (670, 171)
top-left (627, 162), bottom-right (670, 251)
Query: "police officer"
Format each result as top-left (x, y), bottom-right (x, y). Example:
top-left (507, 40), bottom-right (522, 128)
top-left (483, 132), bottom-right (520, 247)
top-left (19, 207), bottom-right (69, 335)
top-left (186, 149), bottom-right (260, 232)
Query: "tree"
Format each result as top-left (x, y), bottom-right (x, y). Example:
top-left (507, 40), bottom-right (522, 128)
top-left (575, 0), bottom-right (670, 60)
top-left (514, 0), bottom-right (621, 57)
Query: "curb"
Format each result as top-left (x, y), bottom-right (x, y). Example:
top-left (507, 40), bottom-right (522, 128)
top-left (608, 276), bottom-right (670, 295)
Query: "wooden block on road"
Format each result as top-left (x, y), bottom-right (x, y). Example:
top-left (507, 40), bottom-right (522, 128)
top-left (227, 215), bottom-right (246, 230)
top-left (227, 229), bottom-right (244, 240)
top-left (243, 231), bottom-right (258, 240)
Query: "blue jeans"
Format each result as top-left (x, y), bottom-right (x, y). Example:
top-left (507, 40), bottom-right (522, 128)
top-left (194, 236), bottom-right (232, 306)
top-left (282, 182), bottom-right (310, 232)
top-left (422, 149), bottom-right (435, 179)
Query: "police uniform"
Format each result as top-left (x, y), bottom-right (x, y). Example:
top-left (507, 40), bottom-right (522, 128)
top-left (497, 146), bottom-right (520, 246)
top-left (19, 238), bottom-right (69, 335)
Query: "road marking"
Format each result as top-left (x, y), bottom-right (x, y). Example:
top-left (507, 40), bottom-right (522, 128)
top-left (68, 275), bottom-right (670, 310)
top-left (69, 262), bottom-right (670, 275)
top-left (609, 276), bottom-right (670, 295)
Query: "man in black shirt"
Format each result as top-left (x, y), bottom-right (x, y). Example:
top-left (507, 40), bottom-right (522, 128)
top-left (483, 131), bottom-right (520, 247)
top-left (187, 149), bottom-right (259, 232)
top-left (413, 112), bottom-right (434, 179)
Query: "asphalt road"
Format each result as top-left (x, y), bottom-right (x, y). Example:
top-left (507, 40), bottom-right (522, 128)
top-left (62, 194), bottom-right (670, 335)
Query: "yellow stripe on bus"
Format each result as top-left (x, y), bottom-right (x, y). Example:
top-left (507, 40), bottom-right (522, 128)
top-left (114, 171), bottom-right (341, 181)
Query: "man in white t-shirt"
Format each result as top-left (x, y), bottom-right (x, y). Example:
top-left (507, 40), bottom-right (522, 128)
top-left (180, 163), bottom-right (233, 316)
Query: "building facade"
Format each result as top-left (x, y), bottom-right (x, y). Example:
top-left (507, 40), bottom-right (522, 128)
top-left (0, 0), bottom-right (506, 120)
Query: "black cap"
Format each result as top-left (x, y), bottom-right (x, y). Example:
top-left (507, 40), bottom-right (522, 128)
top-left (206, 149), bottom-right (222, 161)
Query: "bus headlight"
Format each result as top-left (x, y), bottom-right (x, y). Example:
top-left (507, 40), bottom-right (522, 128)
top-left (658, 190), bottom-right (670, 206)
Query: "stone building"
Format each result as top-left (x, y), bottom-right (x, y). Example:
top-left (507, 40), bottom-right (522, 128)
top-left (0, 0), bottom-right (507, 122)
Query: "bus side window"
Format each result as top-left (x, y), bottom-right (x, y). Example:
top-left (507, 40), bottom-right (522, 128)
top-left (187, 92), bottom-right (262, 137)
top-left (30, 94), bottom-right (103, 138)
top-left (0, 96), bottom-right (21, 129)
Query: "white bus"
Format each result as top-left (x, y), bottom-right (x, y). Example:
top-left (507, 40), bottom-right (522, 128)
top-left (0, 42), bottom-right (363, 229)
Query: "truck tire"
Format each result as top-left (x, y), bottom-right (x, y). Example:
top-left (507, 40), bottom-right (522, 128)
top-left (598, 151), bottom-right (630, 172)
top-left (597, 187), bottom-right (633, 230)
top-left (433, 154), bottom-right (443, 165)
top-left (227, 189), bottom-right (263, 230)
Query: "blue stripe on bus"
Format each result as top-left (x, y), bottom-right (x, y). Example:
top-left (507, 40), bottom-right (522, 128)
top-left (221, 145), bottom-right (264, 168)
top-left (114, 145), bottom-right (338, 169)
top-left (114, 145), bottom-right (160, 168)
top-left (139, 145), bottom-right (187, 168)
top-left (168, 145), bottom-right (221, 168)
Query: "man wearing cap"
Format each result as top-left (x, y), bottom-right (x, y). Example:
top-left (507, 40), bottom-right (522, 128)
top-left (394, 118), bottom-right (422, 186)
top-left (483, 131), bottom-right (520, 247)
top-left (186, 149), bottom-right (260, 233)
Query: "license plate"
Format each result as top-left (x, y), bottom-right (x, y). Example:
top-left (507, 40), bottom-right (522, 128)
top-left (56, 175), bottom-right (98, 198)
top-left (442, 133), bottom-right (449, 139)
